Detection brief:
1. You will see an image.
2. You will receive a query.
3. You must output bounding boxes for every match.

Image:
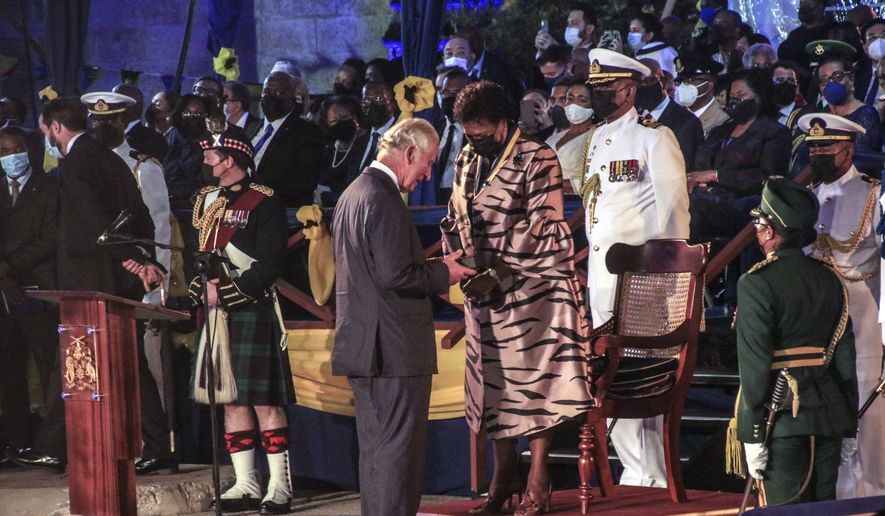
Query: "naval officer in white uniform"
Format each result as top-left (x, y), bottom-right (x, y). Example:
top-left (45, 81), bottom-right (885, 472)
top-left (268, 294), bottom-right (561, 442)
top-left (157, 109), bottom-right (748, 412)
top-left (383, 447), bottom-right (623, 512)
top-left (579, 48), bottom-right (690, 488)
top-left (801, 113), bottom-right (885, 500)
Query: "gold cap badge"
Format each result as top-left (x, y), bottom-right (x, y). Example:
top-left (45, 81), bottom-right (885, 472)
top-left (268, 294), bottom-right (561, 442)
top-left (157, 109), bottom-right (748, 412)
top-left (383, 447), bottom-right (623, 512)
top-left (589, 60), bottom-right (601, 74)
top-left (94, 99), bottom-right (109, 112)
top-left (815, 44), bottom-right (824, 55)
top-left (809, 121), bottom-right (826, 136)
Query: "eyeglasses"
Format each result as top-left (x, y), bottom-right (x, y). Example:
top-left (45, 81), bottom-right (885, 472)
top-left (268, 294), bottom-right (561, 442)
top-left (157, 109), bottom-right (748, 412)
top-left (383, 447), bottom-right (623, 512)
top-left (752, 219), bottom-right (771, 229)
top-left (866, 33), bottom-right (885, 43)
top-left (181, 111), bottom-right (208, 119)
top-left (361, 95), bottom-right (388, 106)
top-left (193, 86), bottom-right (220, 96)
top-left (818, 70), bottom-right (852, 83)
top-left (773, 77), bottom-right (797, 85)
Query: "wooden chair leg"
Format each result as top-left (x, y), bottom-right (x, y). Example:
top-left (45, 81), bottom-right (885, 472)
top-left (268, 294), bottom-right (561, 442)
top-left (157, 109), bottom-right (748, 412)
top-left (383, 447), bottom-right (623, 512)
top-left (470, 427), bottom-right (489, 495)
top-left (594, 418), bottom-right (614, 497)
top-left (663, 414), bottom-right (687, 503)
top-left (577, 415), bottom-right (595, 514)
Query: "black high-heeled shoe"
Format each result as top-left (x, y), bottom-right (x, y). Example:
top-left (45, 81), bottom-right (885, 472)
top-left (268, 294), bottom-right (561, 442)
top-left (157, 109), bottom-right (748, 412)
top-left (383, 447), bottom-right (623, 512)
top-left (468, 483), bottom-right (525, 515)
top-left (514, 484), bottom-right (552, 516)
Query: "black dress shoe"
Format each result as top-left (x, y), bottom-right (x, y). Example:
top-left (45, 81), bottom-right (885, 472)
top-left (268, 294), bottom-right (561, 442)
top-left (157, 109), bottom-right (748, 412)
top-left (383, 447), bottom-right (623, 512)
top-left (259, 498), bottom-right (292, 515)
top-left (135, 456), bottom-right (179, 475)
top-left (209, 494), bottom-right (261, 513)
top-left (6, 447), bottom-right (64, 471)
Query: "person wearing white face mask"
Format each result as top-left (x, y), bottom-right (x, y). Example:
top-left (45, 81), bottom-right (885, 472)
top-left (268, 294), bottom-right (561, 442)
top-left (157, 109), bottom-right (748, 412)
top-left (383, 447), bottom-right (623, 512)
top-left (534, 4), bottom-right (599, 79)
top-left (0, 126), bottom-right (62, 472)
top-left (674, 58), bottom-right (730, 137)
top-left (629, 13), bottom-right (679, 79)
top-left (858, 19), bottom-right (885, 105)
top-left (545, 79), bottom-right (594, 189)
top-left (443, 37), bottom-right (475, 74)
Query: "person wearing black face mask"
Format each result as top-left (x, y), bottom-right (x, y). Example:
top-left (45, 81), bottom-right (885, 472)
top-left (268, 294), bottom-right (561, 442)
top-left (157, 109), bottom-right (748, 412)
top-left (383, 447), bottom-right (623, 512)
top-left (777, 0), bottom-right (836, 72)
top-left (317, 95), bottom-right (367, 205)
top-left (636, 58), bottom-right (704, 171)
top-left (689, 68), bottom-right (791, 241)
top-left (434, 69), bottom-right (470, 204)
top-left (708, 10), bottom-right (745, 75)
top-left (582, 48), bottom-right (691, 492)
top-left (772, 63), bottom-right (806, 127)
top-left (353, 81), bottom-right (397, 174)
top-left (442, 80), bottom-right (592, 515)
top-left (799, 113), bottom-right (885, 500)
top-left (251, 71), bottom-right (325, 209)
top-left (163, 94), bottom-right (212, 209)
top-left (80, 91), bottom-right (176, 476)
top-left (532, 44), bottom-right (573, 91)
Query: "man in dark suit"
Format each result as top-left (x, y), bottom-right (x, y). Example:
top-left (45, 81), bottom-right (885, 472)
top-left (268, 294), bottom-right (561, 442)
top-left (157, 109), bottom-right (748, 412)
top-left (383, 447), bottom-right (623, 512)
top-left (252, 72), bottom-right (325, 209)
top-left (0, 127), bottom-right (59, 463)
top-left (113, 84), bottom-right (170, 162)
top-left (637, 58), bottom-right (705, 171)
top-left (8, 98), bottom-right (161, 470)
top-left (332, 119), bottom-right (473, 516)
top-left (457, 26), bottom-right (524, 104)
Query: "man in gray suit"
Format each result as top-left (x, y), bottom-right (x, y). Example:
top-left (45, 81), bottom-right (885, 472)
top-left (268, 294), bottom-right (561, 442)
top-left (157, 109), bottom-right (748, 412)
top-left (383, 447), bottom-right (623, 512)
top-left (332, 118), bottom-right (474, 516)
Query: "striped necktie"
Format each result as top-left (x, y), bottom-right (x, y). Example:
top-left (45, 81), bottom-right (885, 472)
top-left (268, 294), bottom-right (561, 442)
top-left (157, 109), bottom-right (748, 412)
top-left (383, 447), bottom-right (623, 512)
top-left (254, 124), bottom-right (275, 153)
top-left (9, 179), bottom-right (19, 206)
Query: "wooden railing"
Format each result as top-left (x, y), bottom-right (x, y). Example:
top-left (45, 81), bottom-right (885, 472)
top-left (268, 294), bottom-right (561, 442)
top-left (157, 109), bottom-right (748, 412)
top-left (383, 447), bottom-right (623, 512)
top-left (278, 167), bottom-right (813, 334)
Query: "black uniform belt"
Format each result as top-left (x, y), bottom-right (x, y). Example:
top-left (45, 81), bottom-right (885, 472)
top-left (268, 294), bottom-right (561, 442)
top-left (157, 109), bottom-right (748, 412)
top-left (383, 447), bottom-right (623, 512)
top-left (769, 346), bottom-right (825, 369)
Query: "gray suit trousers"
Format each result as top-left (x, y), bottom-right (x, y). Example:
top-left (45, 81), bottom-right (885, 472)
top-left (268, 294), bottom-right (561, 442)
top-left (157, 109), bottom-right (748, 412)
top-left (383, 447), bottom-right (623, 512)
top-left (348, 375), bottom-right (433, 516)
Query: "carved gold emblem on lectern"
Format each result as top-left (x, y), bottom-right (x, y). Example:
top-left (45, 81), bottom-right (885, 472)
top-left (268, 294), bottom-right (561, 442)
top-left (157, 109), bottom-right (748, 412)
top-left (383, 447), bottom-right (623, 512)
top-left (64, 335), bottom-right (98, 392)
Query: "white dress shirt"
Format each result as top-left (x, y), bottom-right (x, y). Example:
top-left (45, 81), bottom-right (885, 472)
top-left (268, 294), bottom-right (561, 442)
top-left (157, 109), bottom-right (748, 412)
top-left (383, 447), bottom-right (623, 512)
top-left (438, 119), bottom-right (464, 189)
top-left (370, 159), bottom-right (399, 189)
top-left (648, 95), bottom-right (671, 121)
top-left (7, 166), bottom-right (32, 196)
top-left (252, 111), bottom-right (291, 169)
top-left (778, 101), bottom-right (796, 126)
top-left (65, 132), bottom-right (85, 155)
top-left (359, 116), bottom-right (395, 170)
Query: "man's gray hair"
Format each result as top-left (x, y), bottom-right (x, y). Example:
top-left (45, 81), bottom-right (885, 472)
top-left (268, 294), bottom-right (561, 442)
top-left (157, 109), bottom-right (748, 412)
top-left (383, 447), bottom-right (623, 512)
top-left (378, 118), bottom-right (439, 155)
top-left (743, 43), bottom-right (777, 69)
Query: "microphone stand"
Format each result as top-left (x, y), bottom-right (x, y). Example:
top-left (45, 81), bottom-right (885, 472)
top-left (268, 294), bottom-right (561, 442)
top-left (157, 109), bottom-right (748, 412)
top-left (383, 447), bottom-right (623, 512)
top-left (99, 233), bottom-right (233, 516)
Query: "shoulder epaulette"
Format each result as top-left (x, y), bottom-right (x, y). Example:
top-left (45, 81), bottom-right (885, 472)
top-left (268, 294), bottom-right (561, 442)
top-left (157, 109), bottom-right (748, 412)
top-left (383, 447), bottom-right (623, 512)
top-left (249, 183), bottom-right (274, 196)
top-left (638, 115), bottom-right (662, 129)
top-left (134, 153), bottom-right (162, 169)
top-left (786, 107), bottom-right (803, 129)
top-left (199, 185), bottom-right (222, 195)
top-left (861, 175), bottom-right (880, 186)
top-left (748, 254), bottom-right (778, 274)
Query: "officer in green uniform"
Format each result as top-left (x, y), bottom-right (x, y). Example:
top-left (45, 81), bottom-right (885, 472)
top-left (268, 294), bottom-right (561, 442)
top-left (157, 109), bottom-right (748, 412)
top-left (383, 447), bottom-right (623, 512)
top-left (735, 178), bottom-right (859, 506)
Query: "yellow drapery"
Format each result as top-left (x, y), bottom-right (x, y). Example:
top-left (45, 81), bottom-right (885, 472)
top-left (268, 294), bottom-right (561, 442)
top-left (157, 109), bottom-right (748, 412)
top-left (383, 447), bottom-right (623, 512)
top-left (287, 328), bottom-right (466, 419)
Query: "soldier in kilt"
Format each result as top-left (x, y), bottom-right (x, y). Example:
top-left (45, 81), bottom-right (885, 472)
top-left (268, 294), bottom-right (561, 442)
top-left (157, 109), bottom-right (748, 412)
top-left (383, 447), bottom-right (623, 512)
top-left (190, 126), bottom-right (295, 514)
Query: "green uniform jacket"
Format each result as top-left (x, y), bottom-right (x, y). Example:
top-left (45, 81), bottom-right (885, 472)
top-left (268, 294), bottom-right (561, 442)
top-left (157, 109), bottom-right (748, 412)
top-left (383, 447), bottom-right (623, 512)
top-left (736, 248), bottom-right (858, 444)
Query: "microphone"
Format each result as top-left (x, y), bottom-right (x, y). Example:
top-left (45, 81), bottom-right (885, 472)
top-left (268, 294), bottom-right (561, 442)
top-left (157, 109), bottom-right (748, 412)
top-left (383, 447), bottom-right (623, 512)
top-left (97, 209), bottom-right (132, 243)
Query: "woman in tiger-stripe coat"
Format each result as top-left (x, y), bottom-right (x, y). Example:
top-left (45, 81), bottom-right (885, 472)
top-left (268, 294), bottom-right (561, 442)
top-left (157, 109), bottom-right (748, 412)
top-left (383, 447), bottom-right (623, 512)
top-left (440, 81), bottom-right (592, 516)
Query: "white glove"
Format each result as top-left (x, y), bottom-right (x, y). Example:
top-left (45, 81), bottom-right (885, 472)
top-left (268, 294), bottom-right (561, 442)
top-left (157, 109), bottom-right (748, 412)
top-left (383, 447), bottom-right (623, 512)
top-left (840, 438), bottom-right (858, 466)
top-left (744, 442), bottom-right (768, 480)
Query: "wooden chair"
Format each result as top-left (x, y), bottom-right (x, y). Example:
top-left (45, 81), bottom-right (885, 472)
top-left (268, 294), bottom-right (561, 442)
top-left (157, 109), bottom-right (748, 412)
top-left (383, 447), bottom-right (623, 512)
top-left (577, 239), bottom-right (707, 513)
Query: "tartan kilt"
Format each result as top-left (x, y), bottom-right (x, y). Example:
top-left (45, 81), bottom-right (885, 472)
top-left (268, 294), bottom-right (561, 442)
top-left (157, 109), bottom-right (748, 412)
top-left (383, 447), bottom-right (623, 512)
top-left (192, 298), bottom-right (296, 406)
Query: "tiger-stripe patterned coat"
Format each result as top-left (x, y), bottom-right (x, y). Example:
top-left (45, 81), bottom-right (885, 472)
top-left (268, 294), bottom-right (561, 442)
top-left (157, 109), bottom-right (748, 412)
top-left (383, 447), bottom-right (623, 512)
top-left (441, 128), bottom-right (593, 439)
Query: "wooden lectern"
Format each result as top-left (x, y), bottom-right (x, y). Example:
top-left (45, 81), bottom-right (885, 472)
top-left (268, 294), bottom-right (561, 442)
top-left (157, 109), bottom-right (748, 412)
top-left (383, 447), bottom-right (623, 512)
top-left (30, 291), bottom-right (189, 516)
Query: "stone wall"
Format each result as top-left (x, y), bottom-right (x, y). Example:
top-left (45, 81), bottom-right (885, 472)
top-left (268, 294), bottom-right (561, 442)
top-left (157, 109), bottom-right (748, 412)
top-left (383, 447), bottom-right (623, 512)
top-left (0, 0), bottom-right (393, 124)
top-left (254, 0), bottom-right (394, 94)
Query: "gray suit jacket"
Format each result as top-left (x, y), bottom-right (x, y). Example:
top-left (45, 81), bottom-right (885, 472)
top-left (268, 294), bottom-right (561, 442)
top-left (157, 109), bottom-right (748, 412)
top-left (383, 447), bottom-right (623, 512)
top-left (332, 167), bottom-right (449, 377)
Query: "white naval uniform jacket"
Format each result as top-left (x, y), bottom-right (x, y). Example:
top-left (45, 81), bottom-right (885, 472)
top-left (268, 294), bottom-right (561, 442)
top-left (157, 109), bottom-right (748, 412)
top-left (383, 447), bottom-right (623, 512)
top-left (583, 107), bottom-right (690, 327)
top-left (114, 140), bottom-right (172, 305)
top-left (810, 167), bottom-right (885, 499)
